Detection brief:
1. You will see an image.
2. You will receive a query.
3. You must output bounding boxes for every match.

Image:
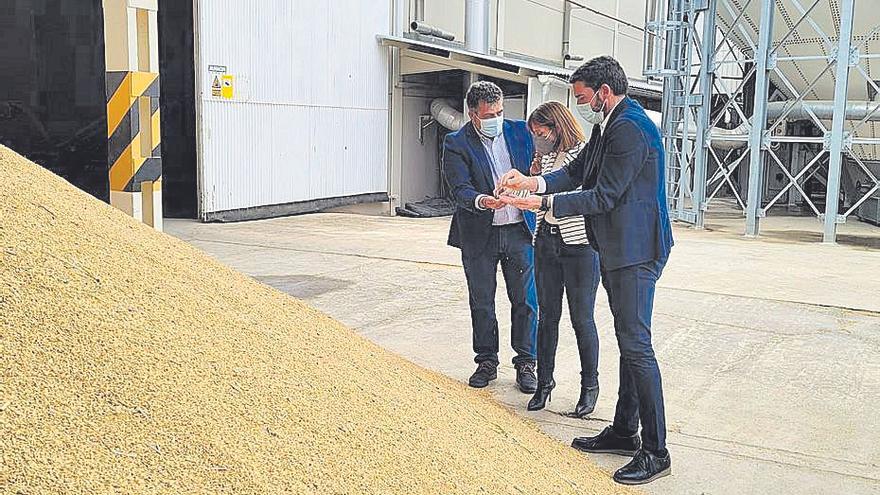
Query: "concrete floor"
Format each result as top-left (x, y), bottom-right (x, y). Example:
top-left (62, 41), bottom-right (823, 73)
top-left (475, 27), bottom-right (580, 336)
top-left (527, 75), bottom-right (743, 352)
top-left (166, 209), bottom-right (880, 495)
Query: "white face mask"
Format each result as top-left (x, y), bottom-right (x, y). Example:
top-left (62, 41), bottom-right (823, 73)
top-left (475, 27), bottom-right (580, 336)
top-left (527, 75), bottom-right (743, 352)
top-left (576, 91), bottom-right (606, 126)
top-left (477, 115), bottom-right (504, 138)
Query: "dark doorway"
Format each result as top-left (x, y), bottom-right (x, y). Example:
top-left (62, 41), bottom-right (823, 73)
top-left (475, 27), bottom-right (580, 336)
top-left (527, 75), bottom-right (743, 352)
top-left (0, 0), bottom-right (108, 201)
top-left (157, 0), bottom-right (198, 218)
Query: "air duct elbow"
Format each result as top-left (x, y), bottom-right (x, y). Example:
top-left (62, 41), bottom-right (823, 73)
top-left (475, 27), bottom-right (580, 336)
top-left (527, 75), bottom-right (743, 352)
top-left (431, 99), bottom-right (467, 131)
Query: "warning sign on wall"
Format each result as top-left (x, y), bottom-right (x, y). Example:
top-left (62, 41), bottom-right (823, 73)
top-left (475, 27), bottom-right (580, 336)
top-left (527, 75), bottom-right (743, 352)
top-left (211, 75), bottom-right (222, 97)
top-left (221, 75), bottom-right (234, 100)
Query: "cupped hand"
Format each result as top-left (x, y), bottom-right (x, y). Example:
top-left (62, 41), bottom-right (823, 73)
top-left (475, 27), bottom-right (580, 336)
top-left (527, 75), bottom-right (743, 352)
top-left (479, 195), bottom-right (507, 210)
top-left (498, 194), bottom-right (542, 211)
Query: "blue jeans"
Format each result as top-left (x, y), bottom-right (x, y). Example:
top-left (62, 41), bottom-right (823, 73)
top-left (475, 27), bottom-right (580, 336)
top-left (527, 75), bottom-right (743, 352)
top-left (461, 223), bottom-right (538, 366)
top-left (534, 229), bottom-right (601, 387)
top-left (602, 257), bottom-right (668, 452)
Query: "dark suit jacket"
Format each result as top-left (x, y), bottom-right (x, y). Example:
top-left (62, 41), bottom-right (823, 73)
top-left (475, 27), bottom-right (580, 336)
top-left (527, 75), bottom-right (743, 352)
top-left (443, 120), bottom-right (536, 256)
top-left (544, 97), bottom-right (674, 271)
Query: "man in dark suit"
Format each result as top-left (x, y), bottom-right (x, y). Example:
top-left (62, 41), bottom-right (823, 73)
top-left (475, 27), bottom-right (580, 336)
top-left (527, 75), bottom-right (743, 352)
top-left (443, 80), bottom-right (538, 394)
top-left (499, 57), bottom-right (674, 485)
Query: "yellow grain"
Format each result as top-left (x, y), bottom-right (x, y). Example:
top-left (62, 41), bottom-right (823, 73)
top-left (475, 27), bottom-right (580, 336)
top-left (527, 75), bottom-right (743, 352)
top-left (0, 145), bottom-right (637, 494)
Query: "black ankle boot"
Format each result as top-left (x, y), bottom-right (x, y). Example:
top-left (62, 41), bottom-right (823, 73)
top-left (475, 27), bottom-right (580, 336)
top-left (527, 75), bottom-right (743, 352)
top-left (527, 378), bottom-right (555, 411)
top-left (572, 385), bottom-right (599, 417)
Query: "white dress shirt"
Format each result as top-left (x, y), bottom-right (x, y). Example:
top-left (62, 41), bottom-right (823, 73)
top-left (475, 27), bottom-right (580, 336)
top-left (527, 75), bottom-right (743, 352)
top-left (474, 130), bottom-right (524, 226)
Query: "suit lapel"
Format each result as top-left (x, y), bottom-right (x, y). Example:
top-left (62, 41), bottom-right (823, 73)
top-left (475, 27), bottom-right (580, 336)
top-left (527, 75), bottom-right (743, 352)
top-left (501, 120), bottom-right (526, 174)
top-left (581, 98), bottom-right (631, 185)
top-left (582, 124), bottom-right (603, 184)
top-left (466, 124), bottom-right (494, 190)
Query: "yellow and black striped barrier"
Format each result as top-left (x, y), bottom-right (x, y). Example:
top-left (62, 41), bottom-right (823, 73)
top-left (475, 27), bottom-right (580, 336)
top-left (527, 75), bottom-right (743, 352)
top-left (105, 70), bottom-right (162, 195)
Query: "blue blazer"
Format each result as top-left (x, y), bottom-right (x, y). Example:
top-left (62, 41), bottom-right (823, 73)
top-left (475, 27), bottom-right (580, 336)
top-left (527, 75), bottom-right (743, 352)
top-left (544, 97), bottom-right (674, 271)
top-left (443, 119), bottom-right (537, 256)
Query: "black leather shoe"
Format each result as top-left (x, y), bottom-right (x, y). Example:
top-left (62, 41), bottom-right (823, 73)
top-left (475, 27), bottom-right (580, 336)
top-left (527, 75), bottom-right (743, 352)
top-left (527, 379), bottom-right (555, 411)
top-left (571, 385), bottom-right (599, 418)
top-left (515, 362), bottom-right (538, 394)
top-left (613, 449), bottom-right (671, 485)
top-left (571, 426), bottom-right (641, 456)
top-left (468, 362), bottom-right (497, 388)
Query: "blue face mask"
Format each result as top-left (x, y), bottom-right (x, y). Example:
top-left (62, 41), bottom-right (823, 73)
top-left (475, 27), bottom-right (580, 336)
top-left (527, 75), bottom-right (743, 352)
top-left (478, 116), bottom-right (504, 138)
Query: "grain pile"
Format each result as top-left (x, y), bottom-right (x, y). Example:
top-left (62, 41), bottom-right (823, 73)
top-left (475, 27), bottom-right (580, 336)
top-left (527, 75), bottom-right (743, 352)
top-left (0, 144), bottom-right (636, 494)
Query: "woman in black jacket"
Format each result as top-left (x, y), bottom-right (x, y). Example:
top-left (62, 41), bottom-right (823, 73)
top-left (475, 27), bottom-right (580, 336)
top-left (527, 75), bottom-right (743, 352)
top-left (526, 101), bottom-right (601, 417)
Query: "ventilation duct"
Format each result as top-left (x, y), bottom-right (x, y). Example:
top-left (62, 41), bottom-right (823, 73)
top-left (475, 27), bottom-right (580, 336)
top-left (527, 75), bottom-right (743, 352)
top-left (465, 0), bottom-right (490, 54)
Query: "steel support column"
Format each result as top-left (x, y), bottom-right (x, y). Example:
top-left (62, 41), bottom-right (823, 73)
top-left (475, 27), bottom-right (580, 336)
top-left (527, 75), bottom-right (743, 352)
top-left (744, 0), bottom-right (775, 237)
top-left (822, 0), bottom-right (856, 243)
top-left (692, 0), bottom-right (718, 229)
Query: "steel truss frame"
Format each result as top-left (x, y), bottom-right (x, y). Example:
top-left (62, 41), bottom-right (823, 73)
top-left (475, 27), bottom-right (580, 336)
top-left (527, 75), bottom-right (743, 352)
top-left (645, 0), bottom-right (880, 243)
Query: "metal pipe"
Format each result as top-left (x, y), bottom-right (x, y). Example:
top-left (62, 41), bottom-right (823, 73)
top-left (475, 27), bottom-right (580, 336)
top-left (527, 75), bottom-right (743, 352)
top-left (393, 0), bottom-right (407, 36)
top-left (766, 100), bottom-right (880, 122)
top-left (562, 1), bottom-right (585, 61)
top-left (414, 0), bottom-right (425, 22)
top-left (410, 21), bottom-right (455, 41)
top-left (465, 0), bottom-right (490, 54)
top-left (430, 99), bottom-right (467, 131)
top-left (701, 101), bottom-right (880, 151)
top-left (562, 1), bottom-right (573, 61)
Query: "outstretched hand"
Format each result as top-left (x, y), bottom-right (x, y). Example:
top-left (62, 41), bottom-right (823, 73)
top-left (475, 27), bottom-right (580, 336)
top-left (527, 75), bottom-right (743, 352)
top-left (499, 169), bottom-right (538, 193)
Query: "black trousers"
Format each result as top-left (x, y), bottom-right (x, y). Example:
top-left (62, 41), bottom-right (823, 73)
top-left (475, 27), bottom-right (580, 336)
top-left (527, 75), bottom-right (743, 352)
top-left (534, 227), bottom-right (601, 387)
top-left (460, 223), bottom-right (538, 366)
top-left (602, 258), bottom-right (668, 452)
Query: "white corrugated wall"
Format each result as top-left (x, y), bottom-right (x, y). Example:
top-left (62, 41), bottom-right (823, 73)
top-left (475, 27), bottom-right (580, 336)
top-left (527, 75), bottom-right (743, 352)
top-left (195, 0), bottom-right (389, 215)
top-left (420, 0), bottom-right (651, 79)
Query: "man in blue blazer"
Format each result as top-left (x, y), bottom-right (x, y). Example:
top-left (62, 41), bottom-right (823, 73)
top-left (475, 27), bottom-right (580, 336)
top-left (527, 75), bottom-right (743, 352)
top-left (443, 81), bottom-right (538, 394)
top-left (499, 57), bottom-right (674, 485)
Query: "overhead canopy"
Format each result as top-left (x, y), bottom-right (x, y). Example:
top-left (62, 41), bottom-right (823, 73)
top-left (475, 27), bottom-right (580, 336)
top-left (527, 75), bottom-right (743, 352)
top-left (378, 34), bottom-right (662, 99)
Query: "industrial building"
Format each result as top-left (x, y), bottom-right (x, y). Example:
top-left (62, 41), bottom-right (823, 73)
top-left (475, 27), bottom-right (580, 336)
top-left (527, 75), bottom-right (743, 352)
top-left (3, 3), bottom-right (880, 494)
top-left (0, 0), bottom-right (660, 222)
top-left (1, 0), bottom-right (878, 242)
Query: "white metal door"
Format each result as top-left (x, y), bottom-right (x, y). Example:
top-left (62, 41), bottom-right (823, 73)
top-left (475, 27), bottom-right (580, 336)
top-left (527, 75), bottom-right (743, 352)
top-left (193, 0), bottom-right (390, 218)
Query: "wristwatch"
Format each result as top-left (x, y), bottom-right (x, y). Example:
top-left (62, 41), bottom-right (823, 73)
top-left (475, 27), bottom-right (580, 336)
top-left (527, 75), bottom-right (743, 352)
top-left (539, 196), bottom-right (551, 212)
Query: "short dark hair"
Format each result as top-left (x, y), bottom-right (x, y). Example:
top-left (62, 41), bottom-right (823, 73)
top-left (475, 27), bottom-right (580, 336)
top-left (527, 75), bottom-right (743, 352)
top-left (569, 56), bottom-right (628, 95)
top-left (466, 81), bottom-right (503, 110)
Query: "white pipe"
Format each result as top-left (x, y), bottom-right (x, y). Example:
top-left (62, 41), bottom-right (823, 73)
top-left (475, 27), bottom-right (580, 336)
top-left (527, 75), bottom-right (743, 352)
top-left (392, 0), bottom-right (407, 36)
top-left (699, 101), bottom-right (880, 150)
top-left (562, 1), bottom-right (572, 60)
top-left (414, 0), bottom-right (425, 22)
top-left (431, 99), bottom-right (467, 131)
top-left (767, 100), bottom-right (880, 121)
top-left (465, 0), bottom-right (490, 54)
